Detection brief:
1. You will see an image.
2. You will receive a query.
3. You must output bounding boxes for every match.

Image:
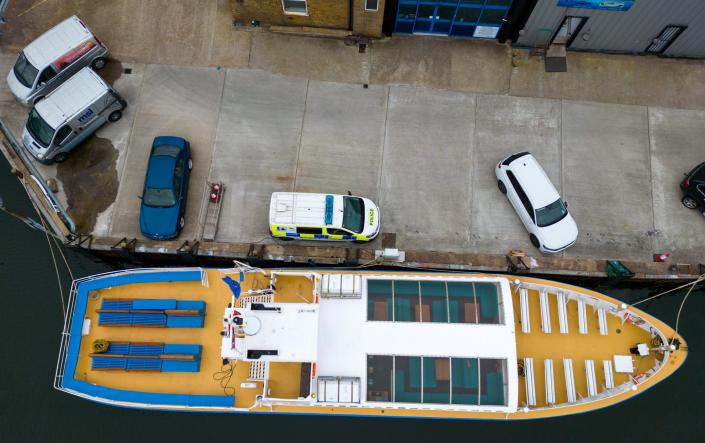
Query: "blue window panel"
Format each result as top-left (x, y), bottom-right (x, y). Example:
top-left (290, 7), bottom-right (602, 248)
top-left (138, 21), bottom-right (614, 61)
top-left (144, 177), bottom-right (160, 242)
top-left (450, 24), bottom-right (475, 37)
top-left (433, 21), bottom-right (451, 34)
top-left (414, 20), bottom-right (432, 33)
top-left (395, 20), bottom-right (415, 33)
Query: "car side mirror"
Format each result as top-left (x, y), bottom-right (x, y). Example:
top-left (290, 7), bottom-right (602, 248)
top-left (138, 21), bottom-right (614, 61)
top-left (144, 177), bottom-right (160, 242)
top-left (39, 81), bottom-right (46, 87)
top-left (347, 190), bottom-right (352, 196)
top-left (137, 195), bottom-right (142, 200)
top-left (564, 200), bottom-right (569, 208)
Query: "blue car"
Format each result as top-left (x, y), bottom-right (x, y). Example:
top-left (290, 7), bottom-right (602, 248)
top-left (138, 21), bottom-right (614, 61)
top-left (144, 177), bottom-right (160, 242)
top-left (139, 136), bottom-right (192, 240)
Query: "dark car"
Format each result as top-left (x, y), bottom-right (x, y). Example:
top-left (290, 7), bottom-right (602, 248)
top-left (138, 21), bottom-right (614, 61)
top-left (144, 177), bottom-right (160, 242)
top-left (139, 136), bottom-right (192, 240)
top-left (680, 162), bottom-right (705, 213)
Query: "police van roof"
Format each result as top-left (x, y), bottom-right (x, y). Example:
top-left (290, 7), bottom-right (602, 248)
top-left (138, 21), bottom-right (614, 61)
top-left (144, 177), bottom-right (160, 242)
top-left (23, 16), bottom-right (93, 69)
top-left (34, 67), bottom-right (109, 129)
top-left (269, 192), bottom-right (342, 227)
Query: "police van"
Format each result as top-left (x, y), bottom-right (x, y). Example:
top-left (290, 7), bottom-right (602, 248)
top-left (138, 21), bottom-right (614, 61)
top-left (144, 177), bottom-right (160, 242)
top-left (269, 192), bottom-right (380, 242)
top-left (22, 67), bottom-right (126, 163)
top-left (7, 15), bottom-right (108, 105)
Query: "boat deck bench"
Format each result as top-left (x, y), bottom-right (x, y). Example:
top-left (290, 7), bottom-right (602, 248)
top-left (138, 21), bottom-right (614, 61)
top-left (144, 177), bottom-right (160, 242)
top-left (91, 342), bottom-right (202, 372)
top-left (97, 299), bottom-right (205, 328)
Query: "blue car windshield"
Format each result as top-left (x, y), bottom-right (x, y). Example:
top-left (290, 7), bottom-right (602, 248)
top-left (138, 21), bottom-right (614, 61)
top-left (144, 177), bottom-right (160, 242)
top-left (143, 187), bottom-right (176, 207)
top-left (342, 197), bottom-right (364, 233)
top-left (153, 145), bottom-right (181, 157)
top-left (535, 199), bottom-right (568, 227)
top-left (13, 52), bottom-right (39, 88)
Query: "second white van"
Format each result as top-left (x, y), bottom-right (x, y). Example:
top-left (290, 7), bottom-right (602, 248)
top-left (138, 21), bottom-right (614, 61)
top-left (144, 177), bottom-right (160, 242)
top-left (7, 15), bottom-right (108, 105)
top-left (22, 67), bottom-right (126, 163)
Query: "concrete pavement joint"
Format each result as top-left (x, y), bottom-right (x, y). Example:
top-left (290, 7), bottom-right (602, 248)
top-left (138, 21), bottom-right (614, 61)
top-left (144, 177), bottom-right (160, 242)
top-left (646, 105), bottom-right (658, 254)
top-left (376, 86), bottom-right (391, 195)
top-left (107, 62), bottom-right (148, 236)
top-left (292, 79), bottom-right (310, 192)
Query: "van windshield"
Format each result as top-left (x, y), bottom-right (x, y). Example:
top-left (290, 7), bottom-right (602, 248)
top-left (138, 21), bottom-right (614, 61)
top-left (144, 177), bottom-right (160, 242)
top-left (13, 52), bottom-right (39, 88)
top-left (26, 108), bottom-right (55, 148)
top-left (535, 199), bottom-right (568, 227)
top-left (342, 197), bottom-right (364, 233)
top-left (143, 188), bottom-right (176, 208)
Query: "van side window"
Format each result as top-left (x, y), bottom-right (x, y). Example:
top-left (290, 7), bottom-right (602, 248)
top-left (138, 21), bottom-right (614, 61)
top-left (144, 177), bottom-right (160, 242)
top-left (506, 170), bottom-right (535, 222)
top-left (38, 67), bottom-right (57, 84)
top-left (55, 125), bottom-right (72, 144)
top-left (297, 227), bottom-right (322, 235)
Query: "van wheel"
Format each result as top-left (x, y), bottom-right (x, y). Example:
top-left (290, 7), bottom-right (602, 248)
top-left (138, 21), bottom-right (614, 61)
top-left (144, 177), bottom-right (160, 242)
top-left (91, 57), bottom-right (107, 70)
top-left (498, 180), bottom-right (507, 194)
top-left (279, 237), bottom-right (294, 241)
top-left (53, 153), bottom-right (69, 163)
top-left (529, 234), bottom-right (540, 249)
top-left (108, 110), bottom-right (122, 122)
top-left (353, 240), bottom-right (367, 244)
top-left (188, 158), bottom-right (193, 170)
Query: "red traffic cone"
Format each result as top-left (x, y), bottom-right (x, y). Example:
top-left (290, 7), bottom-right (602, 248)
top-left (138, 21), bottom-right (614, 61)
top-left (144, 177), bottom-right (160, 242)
top-left (653, 252), bottom-right (671, 262)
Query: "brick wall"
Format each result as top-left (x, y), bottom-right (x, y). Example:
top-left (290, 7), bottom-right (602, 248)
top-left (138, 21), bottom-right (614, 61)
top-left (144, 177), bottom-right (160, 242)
top-left (231, 0), bottom-right (349, 30)
top-left (230, 0), bottom-right (385, 37)
top-left (352, 0), bottom-right (385, 38)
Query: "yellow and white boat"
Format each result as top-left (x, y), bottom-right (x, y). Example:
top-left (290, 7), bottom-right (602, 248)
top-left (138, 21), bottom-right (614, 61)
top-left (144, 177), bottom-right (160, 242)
top-left (55, 265), bottom-right (686, 419)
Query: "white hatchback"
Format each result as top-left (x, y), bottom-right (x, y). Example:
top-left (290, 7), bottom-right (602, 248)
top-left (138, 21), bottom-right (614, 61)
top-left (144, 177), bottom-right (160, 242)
top-left (495, 152), bottom-right (578, 253)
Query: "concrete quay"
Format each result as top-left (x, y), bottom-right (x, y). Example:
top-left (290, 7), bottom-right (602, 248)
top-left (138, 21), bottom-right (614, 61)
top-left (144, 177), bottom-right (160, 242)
top-left (1, 1), bottom-right (704, 280)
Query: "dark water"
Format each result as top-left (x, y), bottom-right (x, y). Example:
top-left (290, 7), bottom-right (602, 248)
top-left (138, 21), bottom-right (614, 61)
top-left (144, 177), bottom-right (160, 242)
top-left (1, 154), bottom-right (704, 443)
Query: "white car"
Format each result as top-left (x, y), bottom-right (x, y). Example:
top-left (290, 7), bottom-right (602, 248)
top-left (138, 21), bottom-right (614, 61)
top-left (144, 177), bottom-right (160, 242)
top-left (495, 152), bottom-right (578, 253)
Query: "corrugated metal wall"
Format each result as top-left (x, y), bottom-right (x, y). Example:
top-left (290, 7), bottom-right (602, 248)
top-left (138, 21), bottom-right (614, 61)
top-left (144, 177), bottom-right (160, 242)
top-left (516, 0), bottom-right (705, 57)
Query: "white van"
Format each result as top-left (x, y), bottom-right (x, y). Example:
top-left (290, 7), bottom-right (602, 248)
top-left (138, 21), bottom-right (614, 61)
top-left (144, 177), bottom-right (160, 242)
top-left (22, 67), bottom-right (126, 163)
top-left (269, 192), bottom-right (380, 242)
top-left (7, 15), bottom-right (108, 105)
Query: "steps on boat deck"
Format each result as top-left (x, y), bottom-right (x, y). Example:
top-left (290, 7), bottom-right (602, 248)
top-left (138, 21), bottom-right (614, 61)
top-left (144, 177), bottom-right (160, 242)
top-left (518, 287), bottom-right (609, 336)
top-left (249, 361), bottom-right (266, 380)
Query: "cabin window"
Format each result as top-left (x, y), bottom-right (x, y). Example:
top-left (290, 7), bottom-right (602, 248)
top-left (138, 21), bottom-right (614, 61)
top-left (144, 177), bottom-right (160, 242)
top-left (420, 281), bottom-right (447, 323)
top-left (367, 279), bottom-right (503, 324)
top-left (423, 357), bottom-right (451, 404)
top-left (367, 355), bottom-right (507, 406)
top-left (365, 0), bottom-right (379, 11)
top-left (393, 356), bottom-right (422, 403)
top-left (393, 280), bottom-right (420, 322)
top-left (366, 355), bottom-right (393, 402)
top-left (447, 282), bottom-right (477, 324)
top-left (367, 280), bottom-right (393, 321)
top-left (451, 358), bottom-right (479, 405)
top-left (282, 0), bottom-right (308, 15)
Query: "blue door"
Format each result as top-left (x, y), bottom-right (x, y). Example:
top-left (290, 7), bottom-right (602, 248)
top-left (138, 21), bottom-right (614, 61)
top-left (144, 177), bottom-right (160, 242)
top-left (395, 0), bottom-right (513, 39)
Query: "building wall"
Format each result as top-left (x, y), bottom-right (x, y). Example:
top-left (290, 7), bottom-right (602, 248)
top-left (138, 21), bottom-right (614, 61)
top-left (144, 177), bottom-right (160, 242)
top-left (231, 0), bottom-right (350, 30)
top-left (516, 0), bottom-right (705, 58)
top-left (352, 0), bottom-right (386, 37)
top-left (230, 0), bottom-right (386, 37)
